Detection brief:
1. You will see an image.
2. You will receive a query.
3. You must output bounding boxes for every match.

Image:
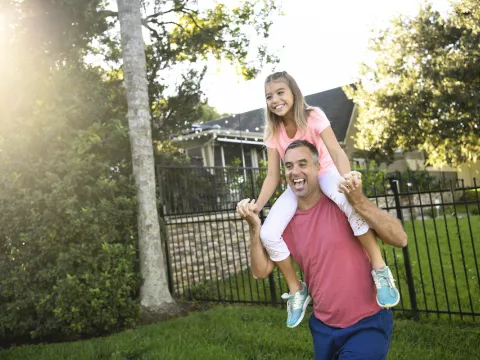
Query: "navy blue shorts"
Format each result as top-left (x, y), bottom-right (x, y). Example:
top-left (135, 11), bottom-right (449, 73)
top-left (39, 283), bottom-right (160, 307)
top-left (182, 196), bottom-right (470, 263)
top-left (309, 309), bottom-right (393, 360)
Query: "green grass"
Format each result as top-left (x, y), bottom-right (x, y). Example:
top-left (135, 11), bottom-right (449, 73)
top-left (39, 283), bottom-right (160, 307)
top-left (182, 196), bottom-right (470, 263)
top-left (187, 216), bottom-right (480, 321)
top-left (1, 305), bottom-right (479, 360)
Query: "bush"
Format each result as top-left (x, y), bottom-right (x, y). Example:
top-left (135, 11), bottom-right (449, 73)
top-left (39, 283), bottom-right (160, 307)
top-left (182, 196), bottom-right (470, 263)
top-left (0, 134), bottom-right (142, 341)
top-left (0, 66), bottom-right (142, 343)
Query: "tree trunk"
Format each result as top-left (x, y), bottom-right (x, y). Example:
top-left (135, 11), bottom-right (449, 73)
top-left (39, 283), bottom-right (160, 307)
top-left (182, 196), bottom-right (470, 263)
top-left (116, 0), bottom-right (174, 308)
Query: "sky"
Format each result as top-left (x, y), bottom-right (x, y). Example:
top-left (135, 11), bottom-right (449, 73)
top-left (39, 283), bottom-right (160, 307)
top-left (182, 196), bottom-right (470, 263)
top-left (200, 0), bottom-right (452, 115)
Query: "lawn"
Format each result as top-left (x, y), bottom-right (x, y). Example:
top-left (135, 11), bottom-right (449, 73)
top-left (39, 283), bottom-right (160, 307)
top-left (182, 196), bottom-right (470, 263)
top-left (1, 305), bottom-right (479, 360)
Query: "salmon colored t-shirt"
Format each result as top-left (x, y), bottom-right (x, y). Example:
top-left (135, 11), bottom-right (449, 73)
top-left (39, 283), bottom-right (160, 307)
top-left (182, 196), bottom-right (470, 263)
top-left (263, 107), bottom-right (336, 174)
top-left (282, 195), bottom-right (381, 328)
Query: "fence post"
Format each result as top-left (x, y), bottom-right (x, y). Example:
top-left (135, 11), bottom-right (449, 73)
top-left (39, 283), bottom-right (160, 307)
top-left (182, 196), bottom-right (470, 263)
top-left (249, 167), bottom-right (277, 304)
top-left (156, 165), bottom-right (174, 295)
top-left (391, 180), bottom-right (419, 320)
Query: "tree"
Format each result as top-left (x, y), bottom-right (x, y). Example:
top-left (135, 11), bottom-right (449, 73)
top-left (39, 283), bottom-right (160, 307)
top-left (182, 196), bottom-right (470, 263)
top-left (345, 0), bottom-right (479, 167)
top-left (198, 103), bottom-right (230, 122)
top-left (116, 0), bottom-right (174, 309)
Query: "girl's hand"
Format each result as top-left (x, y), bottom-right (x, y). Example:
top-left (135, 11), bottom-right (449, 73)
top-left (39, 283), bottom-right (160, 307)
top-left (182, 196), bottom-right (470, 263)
top-left (236, 198), bottom-right (260, 214)
top-left (236, 199), bottom-right (261, 228)
top-left (338, 171), bottom-right (362, 194)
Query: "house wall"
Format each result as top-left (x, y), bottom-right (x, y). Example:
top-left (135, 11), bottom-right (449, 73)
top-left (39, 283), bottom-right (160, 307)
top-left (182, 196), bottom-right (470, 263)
top-left (387, 151), bottom-right (426, 172)
top-left (446, 162), bottom-right (480, 187)
top-left (343, 105), bottom-right (359, 160)
top-left (457, 163), bottom-right (480, 186)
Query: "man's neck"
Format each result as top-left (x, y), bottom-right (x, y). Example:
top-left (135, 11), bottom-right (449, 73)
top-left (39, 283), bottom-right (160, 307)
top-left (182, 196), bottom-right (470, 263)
top-left (297, 187), bottom-right (323, 211)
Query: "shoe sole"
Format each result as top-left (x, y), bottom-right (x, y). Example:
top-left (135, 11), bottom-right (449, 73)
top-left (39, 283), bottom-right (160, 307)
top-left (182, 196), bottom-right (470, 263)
top-left (287, 295), bottom-right (312, 329)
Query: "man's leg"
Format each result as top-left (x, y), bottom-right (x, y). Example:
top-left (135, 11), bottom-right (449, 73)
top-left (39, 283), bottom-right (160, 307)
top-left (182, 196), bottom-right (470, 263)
top-left (309, 314), bottom-right (337, 360)
top-left (335, 309), bottom-right (393, 360)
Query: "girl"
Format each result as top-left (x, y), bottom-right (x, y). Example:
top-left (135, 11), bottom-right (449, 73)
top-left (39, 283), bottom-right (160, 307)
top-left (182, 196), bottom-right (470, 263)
top-left (239, 71), bottom-right (399, 328)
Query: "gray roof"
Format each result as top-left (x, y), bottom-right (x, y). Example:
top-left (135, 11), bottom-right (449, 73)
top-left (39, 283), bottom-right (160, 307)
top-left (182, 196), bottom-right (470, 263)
top-left (197, 85), bottom-right (354, 142)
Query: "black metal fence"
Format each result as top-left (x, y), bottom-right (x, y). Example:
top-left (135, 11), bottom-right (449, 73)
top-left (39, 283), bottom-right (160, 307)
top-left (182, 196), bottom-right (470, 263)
top-left (157, 165), bottom-right (480, 321)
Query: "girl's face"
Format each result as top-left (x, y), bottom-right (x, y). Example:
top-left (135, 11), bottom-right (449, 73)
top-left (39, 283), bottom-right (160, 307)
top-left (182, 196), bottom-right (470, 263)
top-left (265, 80), bottom-right (294, 118)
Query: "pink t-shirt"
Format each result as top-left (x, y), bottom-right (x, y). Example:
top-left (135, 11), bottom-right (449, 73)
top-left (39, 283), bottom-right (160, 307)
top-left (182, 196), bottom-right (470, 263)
top-left (263, 107), bottom-right (336, 174)
top-left (283, 195), bottom-right (381, 328)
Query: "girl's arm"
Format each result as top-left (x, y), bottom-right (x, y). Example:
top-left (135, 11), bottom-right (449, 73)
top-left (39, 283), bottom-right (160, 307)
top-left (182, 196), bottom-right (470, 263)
top-left (255, 147), bottom-right (281, 211)
top-left (320, 126), bottom-right (351, 176)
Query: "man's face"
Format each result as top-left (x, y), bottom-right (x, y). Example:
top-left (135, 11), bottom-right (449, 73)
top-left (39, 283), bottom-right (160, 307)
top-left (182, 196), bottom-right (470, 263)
top-left (284, 146), bottom-right (320, 199)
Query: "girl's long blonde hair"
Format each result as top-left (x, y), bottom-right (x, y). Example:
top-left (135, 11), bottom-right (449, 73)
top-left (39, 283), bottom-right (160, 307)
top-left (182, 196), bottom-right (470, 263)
top-left (263, 71), bottom-right (312, 144)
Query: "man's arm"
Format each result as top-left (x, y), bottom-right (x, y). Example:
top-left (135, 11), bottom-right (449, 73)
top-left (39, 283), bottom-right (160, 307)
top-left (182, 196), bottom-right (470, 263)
top-left (237, 199), bottom-right (275, 279)
top-left (340, 175), bottom-right (408, 248)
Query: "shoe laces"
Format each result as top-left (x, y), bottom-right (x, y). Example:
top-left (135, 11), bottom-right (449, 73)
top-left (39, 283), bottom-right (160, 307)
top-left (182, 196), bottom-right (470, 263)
top-left (281, 291), bottom-right (304, 310)
top-left (373, 273), bottom-right (397, 297)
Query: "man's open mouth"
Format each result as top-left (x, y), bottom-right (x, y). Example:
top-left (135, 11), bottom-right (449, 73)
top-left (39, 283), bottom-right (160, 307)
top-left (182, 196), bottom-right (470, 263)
top-left (293, 178), bottom-right (305, 190)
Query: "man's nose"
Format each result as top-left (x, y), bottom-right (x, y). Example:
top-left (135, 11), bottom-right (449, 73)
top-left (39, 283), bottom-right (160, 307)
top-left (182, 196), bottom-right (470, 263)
top-left (291, 165), bottom-right (301, 175)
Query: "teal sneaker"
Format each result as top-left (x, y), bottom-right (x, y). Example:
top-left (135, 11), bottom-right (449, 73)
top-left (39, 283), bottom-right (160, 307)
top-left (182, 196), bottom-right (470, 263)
top-left (281, 281), bottom-right (312, 328)
top-left (372, 266), bottom-right (400, 308)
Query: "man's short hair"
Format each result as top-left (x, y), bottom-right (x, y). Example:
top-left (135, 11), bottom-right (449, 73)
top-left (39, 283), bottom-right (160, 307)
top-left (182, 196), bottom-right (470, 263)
top-left (285, 140), bottom-right (319, 164)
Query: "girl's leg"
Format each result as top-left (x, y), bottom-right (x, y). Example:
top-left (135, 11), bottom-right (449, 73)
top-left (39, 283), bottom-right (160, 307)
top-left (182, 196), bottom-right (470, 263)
top-left (276, 257), bottom-right (301, 293)
top-left (317, 168), bottom-right (385, 267)
top-left (318, 168), bottom-right (400, 308)
top-left (357, 231), bottom-right (386, 270)
top-left (260, 187), bottom-right (311, 327)
top-left (260, 187), bottom-right (301, 293)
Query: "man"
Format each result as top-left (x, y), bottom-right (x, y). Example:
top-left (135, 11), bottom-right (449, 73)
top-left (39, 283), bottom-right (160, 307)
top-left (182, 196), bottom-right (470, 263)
top-left (237, 140), bottom-right (407, 360)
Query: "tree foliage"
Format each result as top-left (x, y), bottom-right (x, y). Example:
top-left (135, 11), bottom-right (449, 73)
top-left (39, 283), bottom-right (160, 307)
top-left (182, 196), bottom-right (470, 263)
top-left (345, 0), bottom-right (479, 167)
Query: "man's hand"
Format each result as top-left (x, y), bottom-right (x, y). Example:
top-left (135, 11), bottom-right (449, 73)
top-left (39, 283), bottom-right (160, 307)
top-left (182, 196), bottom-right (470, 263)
top-left (237, 198), bottom-right (275, 279)
top-left (339, 172), bottom-right (408, 248)
top-left (236, 198), bottom-right (261, 229)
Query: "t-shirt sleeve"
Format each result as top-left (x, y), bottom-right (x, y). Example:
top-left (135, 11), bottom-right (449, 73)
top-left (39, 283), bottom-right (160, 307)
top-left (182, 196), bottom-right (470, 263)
top-left (263, 136), bottom-right (276, 149)
top-left (309, 108), bottom-right (331, 135)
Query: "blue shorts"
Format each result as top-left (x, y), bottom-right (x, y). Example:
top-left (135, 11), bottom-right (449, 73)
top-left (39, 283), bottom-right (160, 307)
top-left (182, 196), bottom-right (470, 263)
top-left (309, 309), bottom-right (393, 360)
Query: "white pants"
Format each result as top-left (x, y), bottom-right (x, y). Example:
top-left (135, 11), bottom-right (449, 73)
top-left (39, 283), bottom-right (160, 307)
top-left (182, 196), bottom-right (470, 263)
top-left (260, 168), bottom-right (369, 261)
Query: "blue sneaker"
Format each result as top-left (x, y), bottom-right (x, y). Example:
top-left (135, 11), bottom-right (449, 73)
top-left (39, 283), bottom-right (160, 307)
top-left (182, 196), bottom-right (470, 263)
top-left (372, 266), bottom-right (400, 308)
top-left (281, 281), bottom-right (311, 328)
